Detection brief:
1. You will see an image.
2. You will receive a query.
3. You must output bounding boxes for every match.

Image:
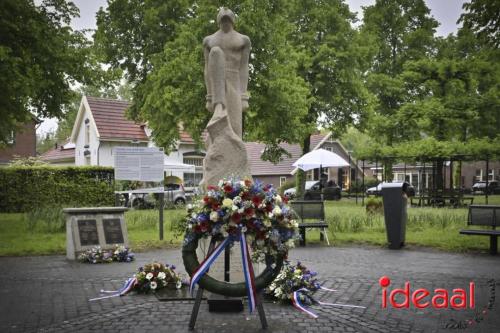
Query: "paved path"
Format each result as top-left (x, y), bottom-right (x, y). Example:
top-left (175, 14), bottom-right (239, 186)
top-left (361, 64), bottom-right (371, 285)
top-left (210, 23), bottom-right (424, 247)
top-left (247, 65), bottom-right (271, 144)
top-left (0, 245), bottom-right (499, 332)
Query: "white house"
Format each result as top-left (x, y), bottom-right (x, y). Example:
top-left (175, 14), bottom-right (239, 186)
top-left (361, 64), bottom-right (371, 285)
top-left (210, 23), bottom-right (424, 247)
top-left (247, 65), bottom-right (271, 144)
top-left (68, 96), bottom-right (203, 185)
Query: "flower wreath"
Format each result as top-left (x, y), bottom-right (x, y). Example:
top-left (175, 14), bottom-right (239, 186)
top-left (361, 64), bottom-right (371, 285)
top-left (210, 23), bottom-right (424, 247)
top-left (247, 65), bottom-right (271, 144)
top-left (182, 178), bottom-right (299, 307)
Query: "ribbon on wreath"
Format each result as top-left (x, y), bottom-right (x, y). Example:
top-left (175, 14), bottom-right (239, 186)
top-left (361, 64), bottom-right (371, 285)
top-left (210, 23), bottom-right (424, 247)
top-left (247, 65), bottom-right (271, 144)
top-left (189, 234), bottom-right (257, 313)
top-left (292, 287), bottom-right (366, 318)
top-left (89, 277), bottom-right (137, 301)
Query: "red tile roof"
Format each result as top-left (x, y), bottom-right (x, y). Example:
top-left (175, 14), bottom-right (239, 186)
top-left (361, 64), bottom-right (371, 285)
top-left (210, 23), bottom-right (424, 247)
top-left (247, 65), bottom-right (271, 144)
top-left (179, 130), bottom-right (208, 144)
top-left (245, 133), bottom-right (328, 175)
top-left (86, 96), bottom-right (148, 141)
top-left (40, 146), bottom-right (75, 162)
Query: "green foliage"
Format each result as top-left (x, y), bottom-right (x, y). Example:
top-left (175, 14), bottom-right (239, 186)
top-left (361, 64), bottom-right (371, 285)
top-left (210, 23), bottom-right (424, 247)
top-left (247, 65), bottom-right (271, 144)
top-left (8, 156), bottom-right (47, 167)
top-left (365, 197), bottom-right (383, 215)
top-left (0, 0), bottom-right (103, 144)
top-left (278, 178), bottom-right (296, 196)
top-left (0, 166), bottom-right (114, 213)
top-left (459, 0), bottom-right (500, 47)
top-left (25, 206), bottom-right (65, 233)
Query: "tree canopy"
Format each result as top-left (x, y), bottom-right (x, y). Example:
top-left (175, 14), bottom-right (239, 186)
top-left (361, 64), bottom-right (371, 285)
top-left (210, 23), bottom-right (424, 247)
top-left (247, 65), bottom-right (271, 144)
top-left (0, 0), bottom-right (102, 145)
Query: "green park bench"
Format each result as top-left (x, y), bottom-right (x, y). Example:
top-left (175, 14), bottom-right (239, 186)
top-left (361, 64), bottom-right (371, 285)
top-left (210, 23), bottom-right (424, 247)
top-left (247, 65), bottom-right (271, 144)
top-left (459, 205), bottom-right (500, 255)
top-left (290, 200), bottom-right (329, 246)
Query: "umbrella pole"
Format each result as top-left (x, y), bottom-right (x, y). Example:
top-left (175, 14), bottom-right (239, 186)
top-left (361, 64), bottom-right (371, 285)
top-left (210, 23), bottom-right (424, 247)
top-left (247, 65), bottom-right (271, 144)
top-left (320, 164), bottom-right (324, 201)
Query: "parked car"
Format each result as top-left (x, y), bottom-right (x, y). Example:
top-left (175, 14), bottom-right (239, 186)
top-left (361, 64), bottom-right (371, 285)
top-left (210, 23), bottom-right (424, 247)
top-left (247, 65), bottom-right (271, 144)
top-left (472, 181), bottom-right (500, 195)
top-left (304, 180), bottom-right (341, 201)
top-left (283, 180), bottom-right (317, 199)
top-left (366, 182), bottom-right (415, 197)
top-left (285, 180), bottom-right (341, 200)
top-left (127, 183), bottom-right (187, 209)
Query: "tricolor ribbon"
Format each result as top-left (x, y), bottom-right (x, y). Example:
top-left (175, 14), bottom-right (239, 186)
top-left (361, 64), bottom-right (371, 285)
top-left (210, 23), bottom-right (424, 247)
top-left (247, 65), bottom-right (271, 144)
top-left (189, 234), bottom-right (258, 313)
top-left (240, 233), bottom-right (257, 313)
top-left (189, 237), bottom-right (230, 296)
top-left (292, 287), bottom-right (366, 318)
top-left (89, 277), bottom-right (137, 301)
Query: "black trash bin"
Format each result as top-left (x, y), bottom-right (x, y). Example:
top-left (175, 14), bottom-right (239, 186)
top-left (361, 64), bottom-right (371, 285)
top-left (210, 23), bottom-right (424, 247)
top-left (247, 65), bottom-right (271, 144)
top-left (381, 182), bottom-right (408, 249)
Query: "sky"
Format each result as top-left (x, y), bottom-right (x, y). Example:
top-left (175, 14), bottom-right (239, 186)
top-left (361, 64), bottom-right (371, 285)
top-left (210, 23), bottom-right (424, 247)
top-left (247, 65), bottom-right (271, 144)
top-left (38, 0), bottom-right (467, 135)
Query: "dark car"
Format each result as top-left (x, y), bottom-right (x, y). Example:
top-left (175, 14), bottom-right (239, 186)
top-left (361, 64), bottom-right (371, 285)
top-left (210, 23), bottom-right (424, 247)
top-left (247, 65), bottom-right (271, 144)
top-left (303, 180), bottom-right (341, 201)
top-left (472, 181), bottom-right (500, 195)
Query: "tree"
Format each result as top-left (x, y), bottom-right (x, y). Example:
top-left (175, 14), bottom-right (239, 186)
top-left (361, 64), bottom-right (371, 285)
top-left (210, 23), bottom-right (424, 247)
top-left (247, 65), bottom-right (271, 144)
top-left (0, 0), bottom-right (101, 145)
top-left (459, 0), bottom-right (500, 48)
top-left (360, 0), bottom-right (438, 180)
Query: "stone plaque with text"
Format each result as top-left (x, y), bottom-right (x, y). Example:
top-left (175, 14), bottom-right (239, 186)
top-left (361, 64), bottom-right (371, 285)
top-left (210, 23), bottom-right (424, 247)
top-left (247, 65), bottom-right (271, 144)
top-left (103, 218), bottom-right (124, 244)
top-left (77, 219), bottom-right (99, 246)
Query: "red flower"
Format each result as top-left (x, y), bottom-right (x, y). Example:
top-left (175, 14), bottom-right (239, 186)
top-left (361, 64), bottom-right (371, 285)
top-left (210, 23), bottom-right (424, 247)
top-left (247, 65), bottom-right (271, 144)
top-left (203, 196), bottom-right (209, 203)
top-left (224, 184), bottom-right (233, 193)
top-left (283, 197), bottom-right (289, 204)
top-left (241, 191), bottom-right (250, 200)
top-left (265, 204), bottom-right (273, 212)
top-left (207, 185), bottom-right (218, 191)
top-left (211, 203), bottom-right (220, 210)
top-left (194, 225), bottom-right (202, 233)
top-left (252, 195), bottom-right (262, 207)
top-left (244, 207), bottom-right (254, 218)
top-left (263, 184), bottom-right (271, 192)
top-left (231, 212), bottom-right (242, 224)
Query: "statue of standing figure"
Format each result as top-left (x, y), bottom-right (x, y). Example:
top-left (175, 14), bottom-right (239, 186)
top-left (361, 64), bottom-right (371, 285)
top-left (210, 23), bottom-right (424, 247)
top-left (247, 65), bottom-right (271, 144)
top-left (200, 8), bottom-right (252, 188)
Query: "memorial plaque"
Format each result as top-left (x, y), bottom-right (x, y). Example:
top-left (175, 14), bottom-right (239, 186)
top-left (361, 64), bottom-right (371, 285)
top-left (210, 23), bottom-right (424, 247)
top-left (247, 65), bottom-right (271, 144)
top-left (103, 218), bottom-right (124, 244)
top-left (77, 219), bottom-right (99, 246)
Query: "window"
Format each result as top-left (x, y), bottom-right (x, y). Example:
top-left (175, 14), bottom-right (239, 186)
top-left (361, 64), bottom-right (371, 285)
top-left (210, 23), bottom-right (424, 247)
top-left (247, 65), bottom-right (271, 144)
top-left (306, 170), bottom-right (314, 181)
top-left (183, 157), bottom-right (204, 167)
top-left (85, 124), bottom-right (90, 146)
top-left (324, 146), bottom-right (333, 152)
top-left (475, 169), bottom-right (483, 181)
top-left (280, 176), bottom-right (287, 186)
top-left (489, 169), bottom-right (494, 181)
top-left (184, 173), bottom-right (202, 187)
top-left (7, 130), bottom-right (15, 145)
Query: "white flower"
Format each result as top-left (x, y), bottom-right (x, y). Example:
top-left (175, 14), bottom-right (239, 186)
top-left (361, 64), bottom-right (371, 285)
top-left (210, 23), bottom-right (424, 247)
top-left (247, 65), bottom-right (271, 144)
top-left (286, 239), bottom-right (296, 248)
top-left (292, 220), bottom-right (299, 228)
top-left (150, 281), bottom-right (157, 290)
top-left (157, 272), bottom-right (166, 280)
top-left (238, 207), bottom-right (244, 213)
top-left (191, 213), bottom-right (197, 219)
top-left (187, 204), bottom-right (193, 210)
top-left (218, 179), bottom-right (224, 187)
top-left (146, 273), bottom-right (154, 280)
top-left (210, 211), bottom-right (219, 222)
top-left (176, 280), bottom-right (182, 289)
top-left (241, 226), bottom-right (247, 233)
top-left (232, 205), bottom-right (239, 212)
top-left (240, 181), bottom-right (245, 187)
top-left (233, 196), bottom-right (242, 204)
top-left (222, 231), bottom-right (229, 237)
top-left (275, 195), bottom-right (282, 204)
top-left (272, 207), bottom-right (282, 216)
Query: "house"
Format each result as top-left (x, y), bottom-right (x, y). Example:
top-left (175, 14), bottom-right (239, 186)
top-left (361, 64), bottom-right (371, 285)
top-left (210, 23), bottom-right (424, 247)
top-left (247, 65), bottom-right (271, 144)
top-left (69, 96), bottom-right (203, 185)
top-left (0, 118), bottom-right (38, 165)
top-left (40, 142), bottom-right (75, 166)
top-left (246, 133), bottom-right (363, 189)
top-left (48, 96), bottom-right (364, 189)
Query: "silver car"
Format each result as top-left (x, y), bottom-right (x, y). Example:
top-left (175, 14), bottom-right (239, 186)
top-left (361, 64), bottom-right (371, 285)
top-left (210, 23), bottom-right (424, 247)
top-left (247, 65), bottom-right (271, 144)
top-left (122, 184), bottom-right (186, 209)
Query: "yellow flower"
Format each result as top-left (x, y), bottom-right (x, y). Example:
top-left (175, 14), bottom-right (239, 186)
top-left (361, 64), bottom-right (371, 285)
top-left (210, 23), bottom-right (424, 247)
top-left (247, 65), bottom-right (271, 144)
top-left (222, 198), bottom-right (233, 207)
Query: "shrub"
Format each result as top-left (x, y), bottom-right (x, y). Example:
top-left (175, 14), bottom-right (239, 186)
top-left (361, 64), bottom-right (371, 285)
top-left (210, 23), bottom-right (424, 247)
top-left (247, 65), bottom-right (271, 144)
top-left (365, 197), bottom-right (383, 214)
top-left (0, 166), bottom-right (114, 212)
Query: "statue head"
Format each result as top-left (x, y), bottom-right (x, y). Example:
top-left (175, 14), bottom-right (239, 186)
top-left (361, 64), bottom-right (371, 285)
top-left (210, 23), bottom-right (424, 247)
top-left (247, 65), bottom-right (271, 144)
top-left (217, 8), bottom-right (235, 32)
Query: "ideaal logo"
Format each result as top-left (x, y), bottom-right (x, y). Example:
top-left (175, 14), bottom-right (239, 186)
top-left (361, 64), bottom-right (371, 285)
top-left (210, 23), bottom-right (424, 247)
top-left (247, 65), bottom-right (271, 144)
top-left (379, 276), bottom-right (475, 309)
top-left (379, 276), bottom-right (496, 329)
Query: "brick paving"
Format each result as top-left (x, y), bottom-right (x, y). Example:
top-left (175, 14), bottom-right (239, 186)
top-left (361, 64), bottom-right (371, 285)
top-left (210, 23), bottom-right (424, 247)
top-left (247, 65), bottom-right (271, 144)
top-left (0, 245), bottom-right (499, 332)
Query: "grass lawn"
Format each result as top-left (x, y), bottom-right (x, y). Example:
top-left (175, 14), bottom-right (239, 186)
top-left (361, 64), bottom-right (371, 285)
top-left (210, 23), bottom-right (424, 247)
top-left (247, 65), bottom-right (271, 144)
top-left (0, 195), bottom-right (498, 256)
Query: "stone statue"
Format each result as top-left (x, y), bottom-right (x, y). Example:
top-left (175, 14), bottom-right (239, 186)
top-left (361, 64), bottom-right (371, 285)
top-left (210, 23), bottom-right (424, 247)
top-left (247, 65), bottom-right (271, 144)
top-left (200, 8), bottom-right (252, 188)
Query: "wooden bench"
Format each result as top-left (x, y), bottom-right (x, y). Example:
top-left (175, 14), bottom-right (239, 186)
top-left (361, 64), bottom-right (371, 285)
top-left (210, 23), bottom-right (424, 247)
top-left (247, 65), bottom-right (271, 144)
top-left (459, 205), bottom-right (500, 255)
top-left (290, 200), bottom-right (329, 246)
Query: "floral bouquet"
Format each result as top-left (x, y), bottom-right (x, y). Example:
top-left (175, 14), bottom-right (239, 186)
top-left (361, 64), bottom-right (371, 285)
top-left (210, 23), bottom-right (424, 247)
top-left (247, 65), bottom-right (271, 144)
top-left (134, 262), bottom-right (184, 293)
top-left (266, 261), bottom-right (321, 305)
top-left (78, 245), bottom-right (134, 264)
top-left (184, 179), bottom-right (299, 260)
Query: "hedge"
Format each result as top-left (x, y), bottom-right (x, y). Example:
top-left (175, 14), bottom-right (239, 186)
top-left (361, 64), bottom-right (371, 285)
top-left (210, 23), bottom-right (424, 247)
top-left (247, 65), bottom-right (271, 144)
top-left (0, 166), bottom-right (115, 213)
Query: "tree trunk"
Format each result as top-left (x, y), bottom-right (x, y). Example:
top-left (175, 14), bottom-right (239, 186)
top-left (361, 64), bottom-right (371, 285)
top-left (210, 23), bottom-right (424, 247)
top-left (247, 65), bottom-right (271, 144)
top-left (296, 134), bottom-right (311, 199)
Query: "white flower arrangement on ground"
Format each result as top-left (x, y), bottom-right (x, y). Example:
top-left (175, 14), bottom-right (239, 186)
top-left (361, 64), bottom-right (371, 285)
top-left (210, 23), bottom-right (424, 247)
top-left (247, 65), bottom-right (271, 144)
top-left (134, 262), bottom-right (185, 293)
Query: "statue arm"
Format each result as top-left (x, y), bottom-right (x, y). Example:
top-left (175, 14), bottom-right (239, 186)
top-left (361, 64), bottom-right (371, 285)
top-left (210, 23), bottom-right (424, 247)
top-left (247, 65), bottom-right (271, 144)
top-left (240, 36), bottom-right (251, 110)
top-left (203, 38), bottom-right (212, 111)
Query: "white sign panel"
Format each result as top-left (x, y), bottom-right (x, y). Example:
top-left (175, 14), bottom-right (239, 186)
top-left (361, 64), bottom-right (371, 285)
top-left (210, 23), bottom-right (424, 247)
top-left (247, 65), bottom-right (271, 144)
top-left (114, 147), bottom-right (164, 182)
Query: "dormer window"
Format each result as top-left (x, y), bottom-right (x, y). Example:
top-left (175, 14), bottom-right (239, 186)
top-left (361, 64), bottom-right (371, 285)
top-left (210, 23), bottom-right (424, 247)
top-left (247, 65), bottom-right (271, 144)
top-left (85, 123), bottom-right (90, 146)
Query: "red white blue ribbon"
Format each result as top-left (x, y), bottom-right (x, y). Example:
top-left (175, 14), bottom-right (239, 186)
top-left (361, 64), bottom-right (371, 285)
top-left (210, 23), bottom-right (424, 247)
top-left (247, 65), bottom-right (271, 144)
top-left (292, 287), bottom-right (365, 318)
top-left (89, 277), bottom-right (137, 301)
top-left (240, 233), bottom-right (257, 313)
top-left (189, 237), bottom-right (230, 296)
